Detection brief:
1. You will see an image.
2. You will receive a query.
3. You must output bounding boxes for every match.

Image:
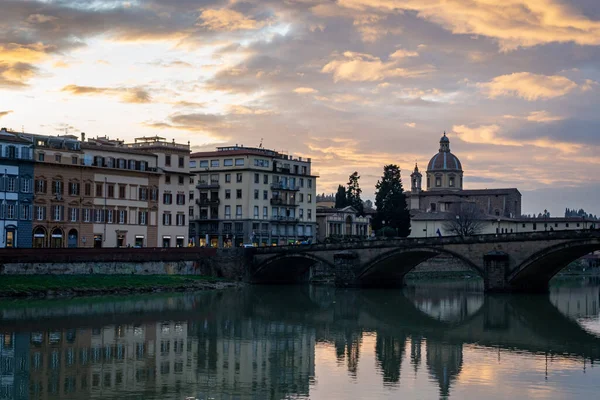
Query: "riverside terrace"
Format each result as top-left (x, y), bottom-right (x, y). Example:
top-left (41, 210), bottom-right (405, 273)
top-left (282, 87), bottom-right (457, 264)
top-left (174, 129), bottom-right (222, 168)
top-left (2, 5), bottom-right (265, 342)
top-left (1, 230), bottom-right (599, 293)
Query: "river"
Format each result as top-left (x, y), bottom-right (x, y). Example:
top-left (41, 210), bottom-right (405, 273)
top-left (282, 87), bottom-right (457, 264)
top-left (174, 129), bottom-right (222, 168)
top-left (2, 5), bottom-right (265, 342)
top-left (1, 278), bottom-right (599, 399)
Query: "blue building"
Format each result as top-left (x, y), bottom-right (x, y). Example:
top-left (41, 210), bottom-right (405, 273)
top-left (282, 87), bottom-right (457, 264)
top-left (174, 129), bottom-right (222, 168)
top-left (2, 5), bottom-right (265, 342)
top-left (0, 128), bottom-right (34, 248)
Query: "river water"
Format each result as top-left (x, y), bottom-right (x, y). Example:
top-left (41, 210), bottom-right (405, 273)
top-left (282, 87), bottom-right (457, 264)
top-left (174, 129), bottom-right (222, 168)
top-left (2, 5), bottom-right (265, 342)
top-left (1, 278), bottom-right (600, 400)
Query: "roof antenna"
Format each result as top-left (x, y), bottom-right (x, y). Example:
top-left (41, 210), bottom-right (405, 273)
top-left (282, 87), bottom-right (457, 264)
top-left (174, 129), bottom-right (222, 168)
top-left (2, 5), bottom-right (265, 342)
top-left (259, 138), bottom-right (263, 148)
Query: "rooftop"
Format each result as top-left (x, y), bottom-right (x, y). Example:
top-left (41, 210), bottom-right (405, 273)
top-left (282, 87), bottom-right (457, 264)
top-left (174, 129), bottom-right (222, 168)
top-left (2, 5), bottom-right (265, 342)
top-left (191, 145), bottom-right (311, 163)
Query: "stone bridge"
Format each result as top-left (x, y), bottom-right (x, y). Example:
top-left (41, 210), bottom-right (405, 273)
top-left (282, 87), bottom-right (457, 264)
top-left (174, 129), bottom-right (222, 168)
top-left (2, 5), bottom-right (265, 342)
top-left (249, 230), bottom-right (600, 292)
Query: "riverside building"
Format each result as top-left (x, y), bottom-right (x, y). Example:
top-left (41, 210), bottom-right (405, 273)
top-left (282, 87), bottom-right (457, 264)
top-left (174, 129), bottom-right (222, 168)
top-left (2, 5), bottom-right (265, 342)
top-left (189, 145), bottom-right (317, 247)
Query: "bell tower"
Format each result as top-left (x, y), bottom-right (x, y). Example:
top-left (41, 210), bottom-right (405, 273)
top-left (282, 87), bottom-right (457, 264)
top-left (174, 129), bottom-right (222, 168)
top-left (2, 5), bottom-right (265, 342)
top-left (410, 163), bottom-right (423, 210)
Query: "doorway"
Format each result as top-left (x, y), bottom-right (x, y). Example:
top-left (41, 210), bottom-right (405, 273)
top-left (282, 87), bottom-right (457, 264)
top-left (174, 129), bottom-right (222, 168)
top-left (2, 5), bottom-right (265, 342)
top-left (50, 228), bottom-right (63, 248)
top-left (67, 229), bottom-right (78, 248)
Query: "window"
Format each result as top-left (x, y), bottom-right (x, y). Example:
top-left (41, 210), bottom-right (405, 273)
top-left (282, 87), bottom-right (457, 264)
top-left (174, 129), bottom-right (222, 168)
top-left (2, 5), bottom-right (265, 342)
top-left (38, 153), bottom-right (45, 162)
top-left (69, 182), bottom-right (80, 196)
top-left (35, 179), bottom-right (46, 194)
top-left (263, 174), bottom-right (268, 184)
top-left (299, 209), bottom-right (304, 220)
top-left (236, 205), bottom-right (242, 218)
top-left (299, 193), bottom-right (304, 202)
top-left (7, 177), bottom-right (15, 192)
top-left (52, 179), bottom-right (63, 195)
top-left (178, 156), bottom-right (184, 168)
top-left (83, 208), bottom-right (91, 222)
top-left (85, 183), bottom-right (91, 196)
top-left (139, 210), bottom-right (148, 225)
top-left (94, 209), bottom-right (104, 223)
top-left (224, 159), bottom-right (233, 167)
top-left (210, 160), bottom-right (219, 167)
top-left (225, 174), bottom-right (231, 183)
top-left (163, 193), bottom-right (172, 204)
top-left (254, 159), bottom-right (269, 167)
top-left (107, 184), bottom-right (115, 198)
top-left (70, 208), bottom-right (78, 222)
top-left (307, 209), bottom-right (312, 220)
top-left (139, 187), bottom-right (148, 201)
top-left (119, 185), bottom-right (126, 199)
top-left (165, 155), bottom-right (171, 166)
top-left (254, 206), bottom-right (259, 218)
top-left (178, 175), bottom-right (184, 185)
top-left (435, 177), bottom-right (441, 187)
top-left (449, 177), bottom-right (455, 187)
top-left (263, 206), bottom-right (268, 219)
top-left (165, 175), bottom-right (171, 184)
top-left (189, 206), bottom-right (194, 216)
top-left (254, 173), bottom-right (259, 184)
top-left (235, 158), bottom-right (244, 166)
top-left (254, 189), bottom-right (259, 200)
top-left (176, 193), bottom-right (185, 205)
top-left (189, 191), bottom-right (194, 201)
top-left (107, 210), bottom-right (113, 223)
top-left (21, 178), bottom-right (31, 193)
top-left (52, 205), bottom-right (63, 221)
top-left (236, 189), bottom-right (242, 199)
top-left (162, 213), bottom-right (171, 225)
top-left (176, 214), bottom-right (185, 226)
top-left (200, 160), bottom-right (209, 168)
top-left (72, 156), bottom-right (78, 165)
top-left (224, 205), bottom-right (231, 219)
top-left (151, 187), bottom-right (158, 201)
top-left (225, 189), bottom-right (231, 199)
top-left (95, 183), bottom-right (103, 197)
top-left (55, 154), bottom-right (61, 163)
top-left (308, 179), bottom-right (312, 188)
top-left (21, 204), bottom-right (31, 220)
top-left (263, 190), bottom-right (268, 200)
top-left (190, 160), bottom-right (197, 168)
top-left (119, 210), bottom-right (127, 224)
top-left (236, 173), bottom-right (242, 183)
top-left (307, 194), bottom-right (312, 203)
top-left (6, 204), bottom-right (15, 219)
top-left (35, 206), bottom-right (45, 221)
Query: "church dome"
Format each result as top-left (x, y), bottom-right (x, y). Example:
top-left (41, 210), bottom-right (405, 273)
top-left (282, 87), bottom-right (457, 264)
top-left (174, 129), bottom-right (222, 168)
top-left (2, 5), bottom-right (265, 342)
top-left (427, 132), bottom-right (462, 172)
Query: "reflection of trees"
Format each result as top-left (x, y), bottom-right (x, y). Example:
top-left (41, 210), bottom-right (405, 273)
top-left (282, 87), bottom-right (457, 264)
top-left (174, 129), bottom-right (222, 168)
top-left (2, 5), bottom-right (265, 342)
top-left (375, 334), bottom-right (407, 385)
top-left (410, 335), bottom-right (423, 374)
top-left (426, 341), bottom-right (463, 399)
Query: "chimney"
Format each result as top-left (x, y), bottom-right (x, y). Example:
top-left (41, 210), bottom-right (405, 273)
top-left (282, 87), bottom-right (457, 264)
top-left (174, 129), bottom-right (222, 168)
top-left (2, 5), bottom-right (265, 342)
top-left (81, 132), bottom-right (86, 142)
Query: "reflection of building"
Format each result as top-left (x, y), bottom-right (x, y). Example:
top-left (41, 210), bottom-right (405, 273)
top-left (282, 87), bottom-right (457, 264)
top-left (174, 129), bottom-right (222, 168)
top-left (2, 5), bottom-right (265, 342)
top-left (1, 332), bottom-right (29, 400)
top-left (0, 128), bottom-right (34, 248)
top-left (316, 205), bottom-right (371, 242)
top-left (375, 334), bottom-right (407, 385)
top-left (426, 341), bottom-right (463, 399)
top-left (189, 145), bottom-right (317, 247)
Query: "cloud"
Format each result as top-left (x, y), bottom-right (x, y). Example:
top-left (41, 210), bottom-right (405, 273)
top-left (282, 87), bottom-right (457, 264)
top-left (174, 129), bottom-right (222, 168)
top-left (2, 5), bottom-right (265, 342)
top-left (405, 122), bottom-right (416, 128)
top-left (453, 124), bottom-right (582, 153)
top-left (173, 101), bottom-right (206, 108)
top-left (61, 84), bottom-right (152, 103)
top-left (144, 112), bottom-right (231, 140)
top-left (293, 87), bottom-right (318, 94)
top-left (0, 62), bottom-right (38, 88)
top-left (197, 8), bottom-right (269, 32)
top-left (0, 110), bottom-right (12, 119)
top-left (526, 110), bottom-right (565, 123)
top-left (478, 72), bottom-right (583, 100)
top-left (321, 51), bottom-right (432, 82)
top-left (337, 0), bottom-right (600, 50)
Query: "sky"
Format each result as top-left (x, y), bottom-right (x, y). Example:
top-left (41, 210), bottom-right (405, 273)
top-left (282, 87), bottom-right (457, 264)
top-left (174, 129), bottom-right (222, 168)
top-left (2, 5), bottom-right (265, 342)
top-left (1, 0), bottom-right (600, 216)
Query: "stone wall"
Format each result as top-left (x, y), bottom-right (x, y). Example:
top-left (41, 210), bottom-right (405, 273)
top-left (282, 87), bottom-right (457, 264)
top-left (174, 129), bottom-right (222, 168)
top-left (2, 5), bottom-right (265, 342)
top-left (411, 254), bottom-right (476, 274)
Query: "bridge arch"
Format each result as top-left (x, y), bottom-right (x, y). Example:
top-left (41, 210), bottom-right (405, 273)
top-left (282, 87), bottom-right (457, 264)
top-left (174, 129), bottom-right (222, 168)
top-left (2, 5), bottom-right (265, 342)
top-left (252, 252), bottom-right (335, 284)
top-left (508, 238), bottom-right (600, 291)
top-left (357, 247), bottom-right (482, 287)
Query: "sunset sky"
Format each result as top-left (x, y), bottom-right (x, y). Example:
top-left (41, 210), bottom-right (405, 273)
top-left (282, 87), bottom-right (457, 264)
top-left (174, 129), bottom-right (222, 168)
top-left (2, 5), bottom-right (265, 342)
top-left (1, 0), bottom-right (600, 215)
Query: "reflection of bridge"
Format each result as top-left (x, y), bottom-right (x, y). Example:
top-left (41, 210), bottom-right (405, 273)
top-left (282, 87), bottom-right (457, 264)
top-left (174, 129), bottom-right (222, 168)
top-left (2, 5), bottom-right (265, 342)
top-left (250, 230), bottom-right (600, 292)
top-left (1, 286), bottom-right (600, 399)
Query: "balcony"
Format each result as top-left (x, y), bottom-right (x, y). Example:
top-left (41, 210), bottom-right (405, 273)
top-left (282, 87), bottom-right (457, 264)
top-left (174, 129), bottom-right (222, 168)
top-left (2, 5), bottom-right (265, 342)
top-left (196, 181), bottom-right (220, 189)
top-left (271, 216), bottom-right (300, 223)
top-left (270, 198), bottom-right (298, 206)
top-left (196, 198), bottom-right (220, 206)
top-left (192, 214), bottom-right (219, 221)
top-left (270, 182), bottom-right (300, 191)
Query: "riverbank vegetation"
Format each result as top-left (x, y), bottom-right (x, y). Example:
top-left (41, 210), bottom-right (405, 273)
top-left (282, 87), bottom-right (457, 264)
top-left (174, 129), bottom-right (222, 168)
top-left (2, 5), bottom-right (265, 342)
top-left (0, 275), bottom-right (238, 298)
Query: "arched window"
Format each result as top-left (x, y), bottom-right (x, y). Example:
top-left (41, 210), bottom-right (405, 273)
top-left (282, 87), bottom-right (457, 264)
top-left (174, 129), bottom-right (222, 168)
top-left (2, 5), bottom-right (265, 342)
top-left (51, 227), bottom-right (64, 248)
top-left (33, 226), bottom-right (47, 248)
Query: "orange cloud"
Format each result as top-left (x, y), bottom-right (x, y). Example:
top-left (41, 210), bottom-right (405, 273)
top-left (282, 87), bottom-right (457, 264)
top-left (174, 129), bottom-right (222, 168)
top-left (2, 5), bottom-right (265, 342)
top-left (337, 0), bottom-right (600, 50)
top-left (478, 72), bottom-right (582, 100)
top-left (294, 87), bottom-right (318, 94)
top-left (322, 51), bottom-right (432, 82)
top-left (197, 8), bottom-right (269, 31)
top-left (525, 110), bottom-right (564, 123)
top-left (0, 110), bottom-right (12, 119)
top-left (61, 84), bottom-right (152, 104)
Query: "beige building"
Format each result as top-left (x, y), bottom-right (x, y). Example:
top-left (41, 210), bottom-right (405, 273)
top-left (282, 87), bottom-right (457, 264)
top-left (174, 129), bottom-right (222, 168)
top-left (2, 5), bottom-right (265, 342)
top-left (189, 145), bottom-right (318, 247)
top-left (316, 205), bottom-right (372, 242)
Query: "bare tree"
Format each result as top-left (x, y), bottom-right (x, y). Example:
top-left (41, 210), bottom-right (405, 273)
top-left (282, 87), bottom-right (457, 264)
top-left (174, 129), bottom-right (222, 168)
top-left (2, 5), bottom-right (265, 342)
top-left (443, 203), bottom-right (486, 237)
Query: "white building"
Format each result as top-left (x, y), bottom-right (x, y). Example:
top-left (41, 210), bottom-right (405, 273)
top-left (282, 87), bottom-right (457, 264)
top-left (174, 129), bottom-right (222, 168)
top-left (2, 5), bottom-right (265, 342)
top-left (189, 145), bottom-right (317, 247)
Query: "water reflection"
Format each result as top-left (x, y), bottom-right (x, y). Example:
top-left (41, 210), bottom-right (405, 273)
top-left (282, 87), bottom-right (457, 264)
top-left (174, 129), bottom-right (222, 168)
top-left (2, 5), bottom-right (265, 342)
top-left (0, 282), bottom-right (599, 400)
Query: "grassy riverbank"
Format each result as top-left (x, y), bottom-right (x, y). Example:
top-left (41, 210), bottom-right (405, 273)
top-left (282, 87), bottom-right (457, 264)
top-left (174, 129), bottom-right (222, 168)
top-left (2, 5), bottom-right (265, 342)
top-left (0, 275), bottom-right (239, 298)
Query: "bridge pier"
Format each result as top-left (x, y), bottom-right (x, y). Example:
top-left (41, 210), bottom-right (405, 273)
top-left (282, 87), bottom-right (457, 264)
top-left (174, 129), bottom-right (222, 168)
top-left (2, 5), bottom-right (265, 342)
top-left (334, 251), bottom-right (361, 287)
top-left (483, 251), bottom-right (510, 292)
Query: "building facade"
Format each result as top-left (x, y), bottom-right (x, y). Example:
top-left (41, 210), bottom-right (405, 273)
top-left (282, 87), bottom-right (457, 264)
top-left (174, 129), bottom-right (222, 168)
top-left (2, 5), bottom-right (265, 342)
top-left (0, 128), bottom-right (34, 248)
top-left (189, 146), bottom-right (317, 247)
top-left (316, 205), bottom-right (372, 242)
top-left (409, 133), bottom-right (521, 218)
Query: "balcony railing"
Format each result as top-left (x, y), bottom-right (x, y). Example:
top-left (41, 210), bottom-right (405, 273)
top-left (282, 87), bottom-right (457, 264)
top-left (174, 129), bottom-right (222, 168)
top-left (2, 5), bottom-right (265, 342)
top-left (196, 198), bottom-right (220, 206)
top-left (196, 181), bottom-right (220, 189)
top-left (271, 216), bottom-right (299, 223)
top-left (192, 215), bottom-right (219, 221)
top-left (270, 182), bottom-right (300, 191)
top-left (270, 198), bottom-right (298, 206)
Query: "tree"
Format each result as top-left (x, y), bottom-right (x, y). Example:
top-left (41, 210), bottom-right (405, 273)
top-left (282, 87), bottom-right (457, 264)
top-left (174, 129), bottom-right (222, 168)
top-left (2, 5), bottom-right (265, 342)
top-left (443, 203), bottom-right (485, 237)
top-left (346, 171), bottom-right (364, 216)
top-left (335, 185), bottom-right (347, 208)
top-left (373, 164), bottom-right (411, 237)
top-left (364, 199), bottom-right (374, 211)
